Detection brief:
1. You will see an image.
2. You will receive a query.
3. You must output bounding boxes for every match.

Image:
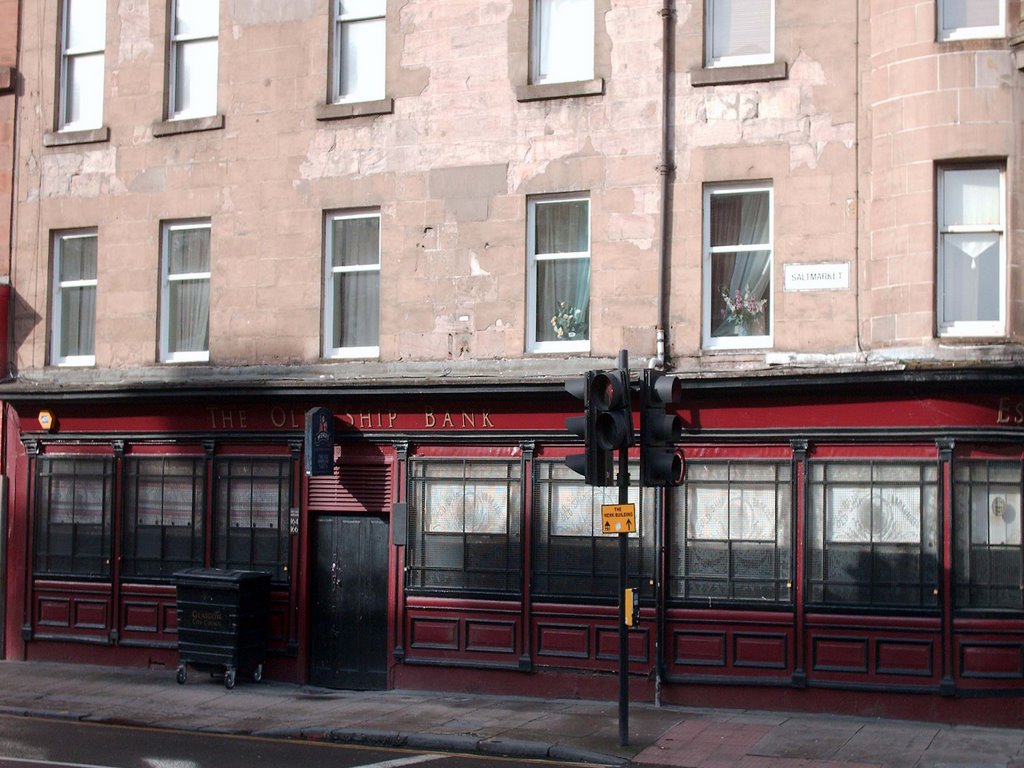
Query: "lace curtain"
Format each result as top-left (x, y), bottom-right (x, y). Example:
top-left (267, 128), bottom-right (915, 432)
top-left (167, 226), bottom-right (210, 354)
top-left (331, 215), bottom-right (380, 349)
top-left (535, 198), bottom-right (590, 343)
top-left (709, 189), bottom-right (771, 337)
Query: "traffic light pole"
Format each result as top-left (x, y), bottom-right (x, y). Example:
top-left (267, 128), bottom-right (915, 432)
top-left (616, 349), bottom-right (630, 747)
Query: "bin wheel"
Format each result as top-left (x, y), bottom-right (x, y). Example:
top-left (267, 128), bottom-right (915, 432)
top-left (252, 664), bottom-right (263, 683)
top-left (225, 667), bottom-right (237, 689)
top-left (176, 665), bottom-right (187, 685)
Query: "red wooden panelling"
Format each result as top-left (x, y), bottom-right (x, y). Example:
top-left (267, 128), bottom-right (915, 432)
top-left (876, 639), bottom-right (934, 676)
top-left (675, 631), bottom-right (727, 666)
top-left (593, 626), bottom-right (647, 663)
top-left (465, 620), bottom-right (516, 653)
top-left (806, 614), bottom-right (942, 686)
top-left (73, 601), bottom-right (108, 629)
top-left (734, 633), bottom-right (787, 669)
top-left (118, 584), bottom-right (177, 647)
top-left (665, 609), bottom-right (795, 680)
top-left (536, 624), bottom-right (589, 659)
top-left (594, 627), bottom-right (649, 663)
top-left (410, 618), bottom-right (459, 650)
top-left (122, 602), bottom-right (160, 633)
top-left (960, 643), bottom-right (1024, 679)
top-left (812, 637), bottom-right (869, 672)
top-left (37, 597), bottom-right (70, 627)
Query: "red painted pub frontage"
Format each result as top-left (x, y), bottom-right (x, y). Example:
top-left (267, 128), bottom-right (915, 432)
top-left (3, 366), bottom-right (1024, 724)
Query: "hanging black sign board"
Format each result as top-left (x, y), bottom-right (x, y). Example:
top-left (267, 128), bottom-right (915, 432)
top-left (304, 407), bottom-right (335, 477)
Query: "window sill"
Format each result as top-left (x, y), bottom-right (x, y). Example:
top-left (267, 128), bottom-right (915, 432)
top-left (43, 126), bottom-right (111, 147)
top-left (690, 61), bottom-right (789, 87)
top-left (316, 98), bottom-right (394, 121)
top-left (516, 78), bottom-right (604, 102)
top-left (936, 331), bottom-right (1006, 341)
top-left (152, 114), bottom-right (225, 138)
top-left (0, 65), bottom-right (13, 93)
top-left (703, 337), bottom-right (774, 352)
top-left (324, 347), bottom-right (381, 359)
top-left (529, 341), bottom-right (592, 354)
top-left (160, 353), bottom-right (210, 364)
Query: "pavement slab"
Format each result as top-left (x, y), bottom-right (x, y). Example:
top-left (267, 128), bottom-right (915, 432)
top-left (1, 661), bottom-right (1024, 768)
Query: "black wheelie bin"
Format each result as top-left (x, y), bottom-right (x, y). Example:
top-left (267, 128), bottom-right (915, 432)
top-left (174, 567), bottom-right (271, 689)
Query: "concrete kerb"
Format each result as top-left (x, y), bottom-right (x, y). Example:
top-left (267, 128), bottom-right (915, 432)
top-left (281, 725), bottom-right (625, 765)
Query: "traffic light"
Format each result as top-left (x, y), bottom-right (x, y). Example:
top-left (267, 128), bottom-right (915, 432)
top-left (640, 368), bottom-right (684, 486)
top-left (590, 369), bottom-right (634, 455)
top-left (565, 371), bottom-right (608, 485)
top-left (564, 368), bottom-right (633, 486)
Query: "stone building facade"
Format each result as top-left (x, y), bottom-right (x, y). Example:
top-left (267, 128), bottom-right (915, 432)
top-left (2, 0), bottom-right (1024, 722)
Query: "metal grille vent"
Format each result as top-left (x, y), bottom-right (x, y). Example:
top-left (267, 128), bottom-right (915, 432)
top-left (308, 462), bottom-right (392, 513)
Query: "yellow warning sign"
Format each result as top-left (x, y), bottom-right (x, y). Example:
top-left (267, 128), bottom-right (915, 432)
top-left (601, 503), bottom-right (636, 534)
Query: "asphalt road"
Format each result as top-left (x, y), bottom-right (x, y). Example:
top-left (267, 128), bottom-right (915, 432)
top-left (0, 715), bottom-right (591, 768)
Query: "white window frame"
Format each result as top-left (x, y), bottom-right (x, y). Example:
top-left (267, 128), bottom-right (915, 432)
top-left (702, 182), bottom-right (774, 351)
top-left (530, 0), bottom-right (595, 85)
top-left (527, 193), bottom-right (591, 354)
top-left (52, 229), bottom-right (98, 367)
top-left (324, 210), bottom-right (381, 359)
top-left (937, 0), bottom-right (1004, 41)
top-left (168, 0), bottom-right (219, 120)
top-left (936, 164), bottom-right (1006, 338)
top-left (705, 0), bottom-right (775, 69)
top-left (160, 220), bottom-right (211, 364)
top-left (58, 0), bottom-right (106, 131)
top-left (331, 0), bottom-right (386, 103)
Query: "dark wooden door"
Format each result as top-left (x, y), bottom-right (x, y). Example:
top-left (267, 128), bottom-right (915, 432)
top-left (309, 515), bottom-right (389, 689)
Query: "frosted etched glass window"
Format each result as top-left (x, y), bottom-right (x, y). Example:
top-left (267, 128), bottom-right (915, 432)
top-left (954, 461), bottom-right (1023, 611)
top-left (532, 461), bottom-right (656, 600)
top-left (670, 461), bottom-right (792, 603)
top-left (407, 459), bottom-right (522, 594)
top-left (122, 457), bottom-right (206, 580)
top-left (807, 462), bottom-right (940, 608)
top-left (33, 457), bottom-right (114, 578)
top-left (213, 457), bottom-right (291, 583)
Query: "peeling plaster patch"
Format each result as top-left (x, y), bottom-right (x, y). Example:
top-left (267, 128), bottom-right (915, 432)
top-left (230, 0), bottom-right (317, 25)
top-left (118, 0), bottom-right (154, 64)
top-left (681, 50), bottom-right (855, 171)
top-left (40, 149), bottom-right (124, 198)
top-left (469, 251), bottom-right (489, 277)
top-left (299, 130), bottom-right (388, 180)
top-left (221, 185), bottom-right (234, 214)
top-left (509, 130), bottom-right (597, 191)
top-left (976, 50), bottom-right (1013, 88)
top-left (299, 131), bottom-right (349, 179)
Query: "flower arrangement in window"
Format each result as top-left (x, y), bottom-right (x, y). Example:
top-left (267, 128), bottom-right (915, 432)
top-left (551, 301), bottom-right (586, 339)
top-left (720, 288), bottom-right (767, 335)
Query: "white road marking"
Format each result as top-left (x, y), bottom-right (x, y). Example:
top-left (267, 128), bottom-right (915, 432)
top-left (350, 754), bottom-right (446, 768)
top-left (0, 757), bottom-right (123, 768)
